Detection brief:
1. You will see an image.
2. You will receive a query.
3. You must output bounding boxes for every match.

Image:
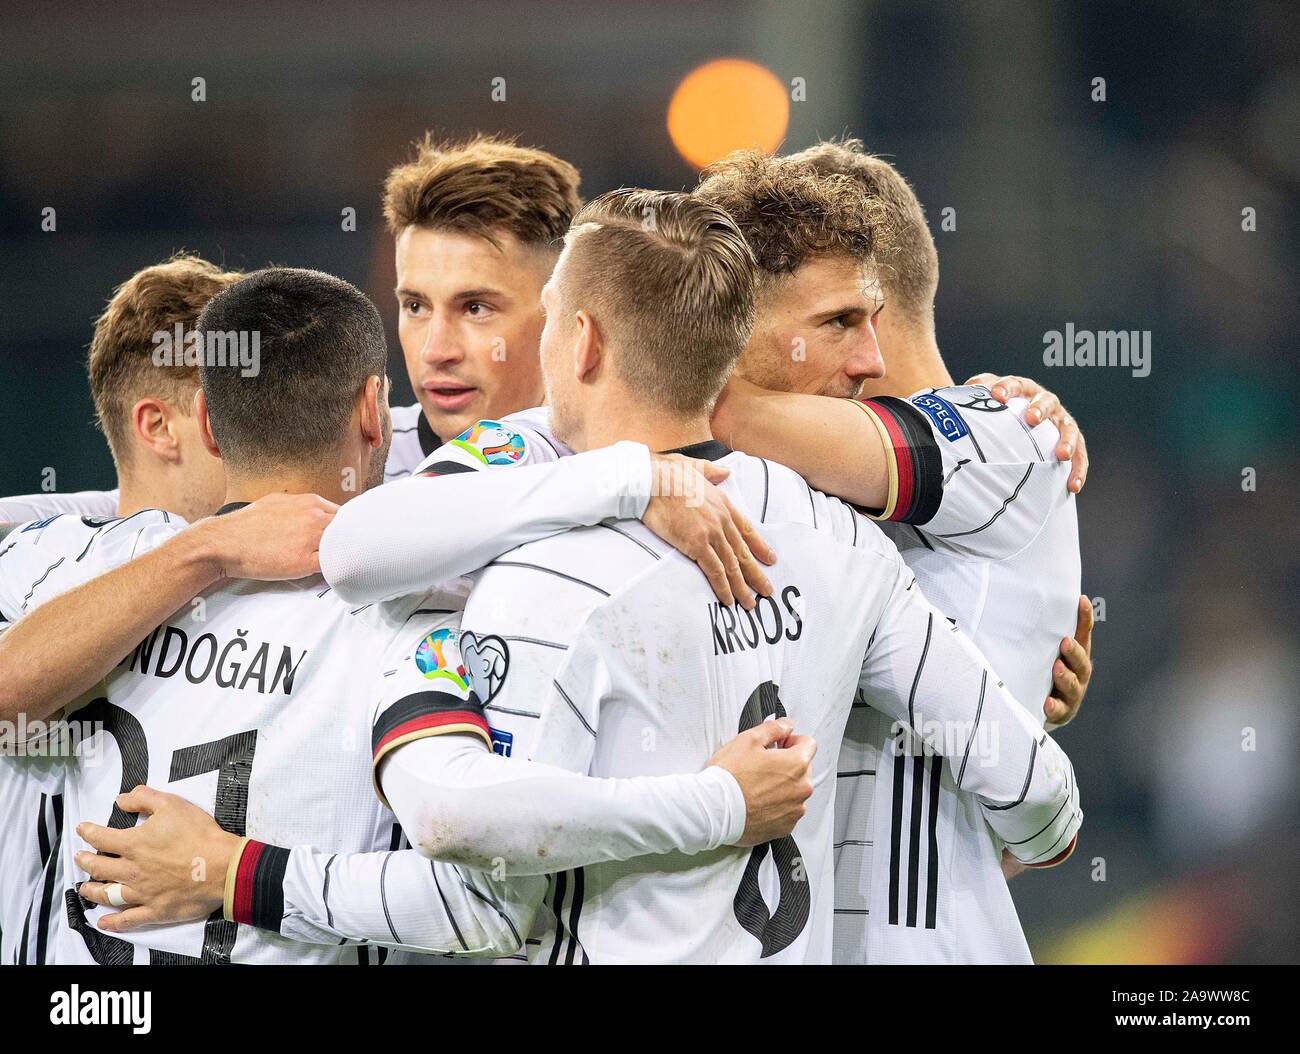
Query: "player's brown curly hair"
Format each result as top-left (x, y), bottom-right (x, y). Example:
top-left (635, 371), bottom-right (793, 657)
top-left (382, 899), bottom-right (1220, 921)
top-left (786, 138), bottom-right (938, 327)
top-left (87, 252), bottom-right (243, 467)
top-left (694, 148), bottom-right (890, 281)
top-left (382, 133), bottom-right (582, 248)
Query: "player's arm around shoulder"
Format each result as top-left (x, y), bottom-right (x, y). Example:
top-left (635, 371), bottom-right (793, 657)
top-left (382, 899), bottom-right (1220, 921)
top-left (320, 415), bottom-right (655, 605)
top-left (0, 494), bottom-right (333, 724)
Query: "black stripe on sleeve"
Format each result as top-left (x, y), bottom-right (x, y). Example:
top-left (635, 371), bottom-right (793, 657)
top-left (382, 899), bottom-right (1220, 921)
top-left (935, 464), bottom-right (1034, 540)
top-left (985, 738), bottom-right (1039, 812)
top-left (925, 757), bottom-right (942, 930)
top-left (907, 612), bottom-right (933, 728)
top-left (548, 871), bottom-right (569, 965)
top-left (955, 671), bottom-right (988, 790)
top-left (371, 689), bottom-right (487, 755)
top-left (418, 460), bottom-right (478, 478)
top-left (35, 794), bottom-right (63, 964)
top-left (887, 750), bottom-right (905, 926)
top-left (248, 844), bottom-right (291, 932)
top-left (905, 752), bottom-right (926, 928)
top-left (870, 396), bottom-right (945, 525)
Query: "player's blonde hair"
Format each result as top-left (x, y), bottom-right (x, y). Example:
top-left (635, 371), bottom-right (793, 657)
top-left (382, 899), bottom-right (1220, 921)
top-left (87, 253), bottom-right (244, 467)
top-left (558, 188), bottom-right (757, 417)
top-left (382, 132), bottom-right (582, 250)
top-left (786, 138), bottom-right (938, 329)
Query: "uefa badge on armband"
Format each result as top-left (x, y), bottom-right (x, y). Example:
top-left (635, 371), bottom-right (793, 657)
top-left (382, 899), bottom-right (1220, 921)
top-left (413, 627), bottom-right (471, 698)
top-left (449, 420), bottom-right (528, 466)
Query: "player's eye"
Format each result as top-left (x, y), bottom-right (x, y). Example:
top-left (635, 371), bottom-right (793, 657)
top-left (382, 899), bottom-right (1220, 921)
top-left (465, 301), bottom-right (494, 318)
top-left (403, 299), bottom-right (426, 316)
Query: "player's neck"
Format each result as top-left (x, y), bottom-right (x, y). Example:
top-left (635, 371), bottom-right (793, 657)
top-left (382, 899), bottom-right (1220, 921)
top-left (223, 468), bottom-right (357, 508)
top-left (570, 401), bottom-right (713, 455)
top-left (115, 468), bottom-right (199, 522)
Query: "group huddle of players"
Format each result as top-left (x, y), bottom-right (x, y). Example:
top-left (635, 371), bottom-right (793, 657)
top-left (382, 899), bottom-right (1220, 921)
top-left (0, 134), bottom-right (1095, 965)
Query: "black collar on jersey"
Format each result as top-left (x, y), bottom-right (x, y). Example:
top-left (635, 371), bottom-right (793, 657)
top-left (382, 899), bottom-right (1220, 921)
top-left (417, 413), bottom-right (441, 458)
top-left (661, 439), bottom-right (732, 462)
top-left (214, 501), bottom-right (251, 517)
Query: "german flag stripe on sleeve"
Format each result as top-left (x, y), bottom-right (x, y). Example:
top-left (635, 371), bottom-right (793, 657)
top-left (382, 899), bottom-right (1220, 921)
top-left (852, 396), bottom-right (944, 524)
top-left (225, 838), bottom-right (290, 931)
top-left (371, 690), bottom-right (492, 806)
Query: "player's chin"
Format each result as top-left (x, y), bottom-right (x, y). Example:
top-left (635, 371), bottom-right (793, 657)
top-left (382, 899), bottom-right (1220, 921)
top-left (420, 399), bottom-right (481, 442)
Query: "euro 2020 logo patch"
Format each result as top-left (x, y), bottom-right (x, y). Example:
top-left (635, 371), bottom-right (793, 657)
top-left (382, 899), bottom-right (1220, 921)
top-left (451, 420), bottom-right (527, 466)
top-left (414, 627), bottom-right (471, 696)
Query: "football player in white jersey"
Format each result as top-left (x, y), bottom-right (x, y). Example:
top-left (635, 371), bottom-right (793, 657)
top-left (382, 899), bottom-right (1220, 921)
top-left (699, 142), bottom-right (1090, 961)
top-left (82, 191), bottom-right (1079, 964)
top-left (309, 151), bottom-right (1092, 963)
top-left (0, 268), bottom-right (811, 963)
top-left (0, 255), bottom-right (240, 964)
top-left (380, 134), bottom-right (583, 481)
top-left (368, 189), bottom-right (1079, 962)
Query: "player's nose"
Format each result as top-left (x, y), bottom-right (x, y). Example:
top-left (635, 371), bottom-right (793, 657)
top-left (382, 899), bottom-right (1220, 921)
top-left (843, 326), bottom-right (885, 382)
top-left (420, 312), bottom-right (467, 366)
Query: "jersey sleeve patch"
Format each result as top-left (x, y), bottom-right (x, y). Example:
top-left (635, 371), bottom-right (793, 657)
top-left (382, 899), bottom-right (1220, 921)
top-left (449, 420), bottom-right (529, 466)
top-left (853, 397), bottom-right (944, 525)
top-left (371, 626), bottom-right (491, 805)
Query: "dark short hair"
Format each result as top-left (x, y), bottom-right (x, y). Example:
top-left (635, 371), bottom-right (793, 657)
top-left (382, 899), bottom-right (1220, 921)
top-left (196, 268), bottom-right (387, 471)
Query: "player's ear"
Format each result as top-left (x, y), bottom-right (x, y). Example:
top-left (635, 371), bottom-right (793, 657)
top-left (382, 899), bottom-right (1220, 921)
top-left (573, 308), bottom-right (602, 384)
top-left (194, 389), bottom-right (221, 458)
top-left (131, 396), bottom-right (181, 464)
top-left (359, 375), bottom-right (384, 449)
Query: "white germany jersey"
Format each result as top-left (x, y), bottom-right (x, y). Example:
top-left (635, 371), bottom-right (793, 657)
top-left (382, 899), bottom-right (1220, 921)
top-left (835, 386), bottom-right (1081, 963)
top-left (0, 754), bottom-right (65, 964)
top-left (0, 508), bottom-right (422, 965)
top-left (0, 513), bottom-right (163, 966)
top-left (445, 441), bottom-right (1078, 964)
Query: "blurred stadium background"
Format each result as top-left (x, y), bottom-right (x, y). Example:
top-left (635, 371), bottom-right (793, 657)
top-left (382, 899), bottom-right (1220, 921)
top-left (1, 0), bottom-right (1295, 964)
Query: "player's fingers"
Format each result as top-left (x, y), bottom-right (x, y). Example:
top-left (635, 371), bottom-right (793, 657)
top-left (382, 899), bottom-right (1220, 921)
top-left (714, 519), bottom-right (756, 610)
top-left (726, 495), bottom-right (776, 569)
top-left (693, 543), bottom-right (735, 608)
top-left (75, 821), bottom-right (130, 856)
top-left (1059, 636), bottom-right (1090, 680)
top-left (1050, 658), bottom-right (1082, 710)
top-left (77, 880), bottom-right (141, 909)
top-left (1068, 435), bottom-right (1089, 494)
top-left (694, 459), bottom-right (731, 485)
top-left (73, 850), bottom-right (131, 884)
top-left (747, 717), bottom-right (794, 748)
top-left (117, 784), bottom-right (163, 816)
top-left (786, 734), bottom-right (818, 768)
top-left (991, 376), bottom-right (1023, 401)
top-left (1044, 697), bottom-right (1072, 728)
top-left (721, 499), bottom-right (772, 598)
top-left (1075, 595), bottom-right (1095, 653)
top-left (1025, 391), bottom-right (1061, 427)
top-left (98, 906), bottom-right (157, 934)
top-left (964, 372), bottom-right (999, 389)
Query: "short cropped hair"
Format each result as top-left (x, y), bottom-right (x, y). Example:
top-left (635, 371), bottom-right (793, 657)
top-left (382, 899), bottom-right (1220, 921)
top-left (560, 189), bottom-right (757, 416)
top-left (196, 268), bottom-right (388, 471)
